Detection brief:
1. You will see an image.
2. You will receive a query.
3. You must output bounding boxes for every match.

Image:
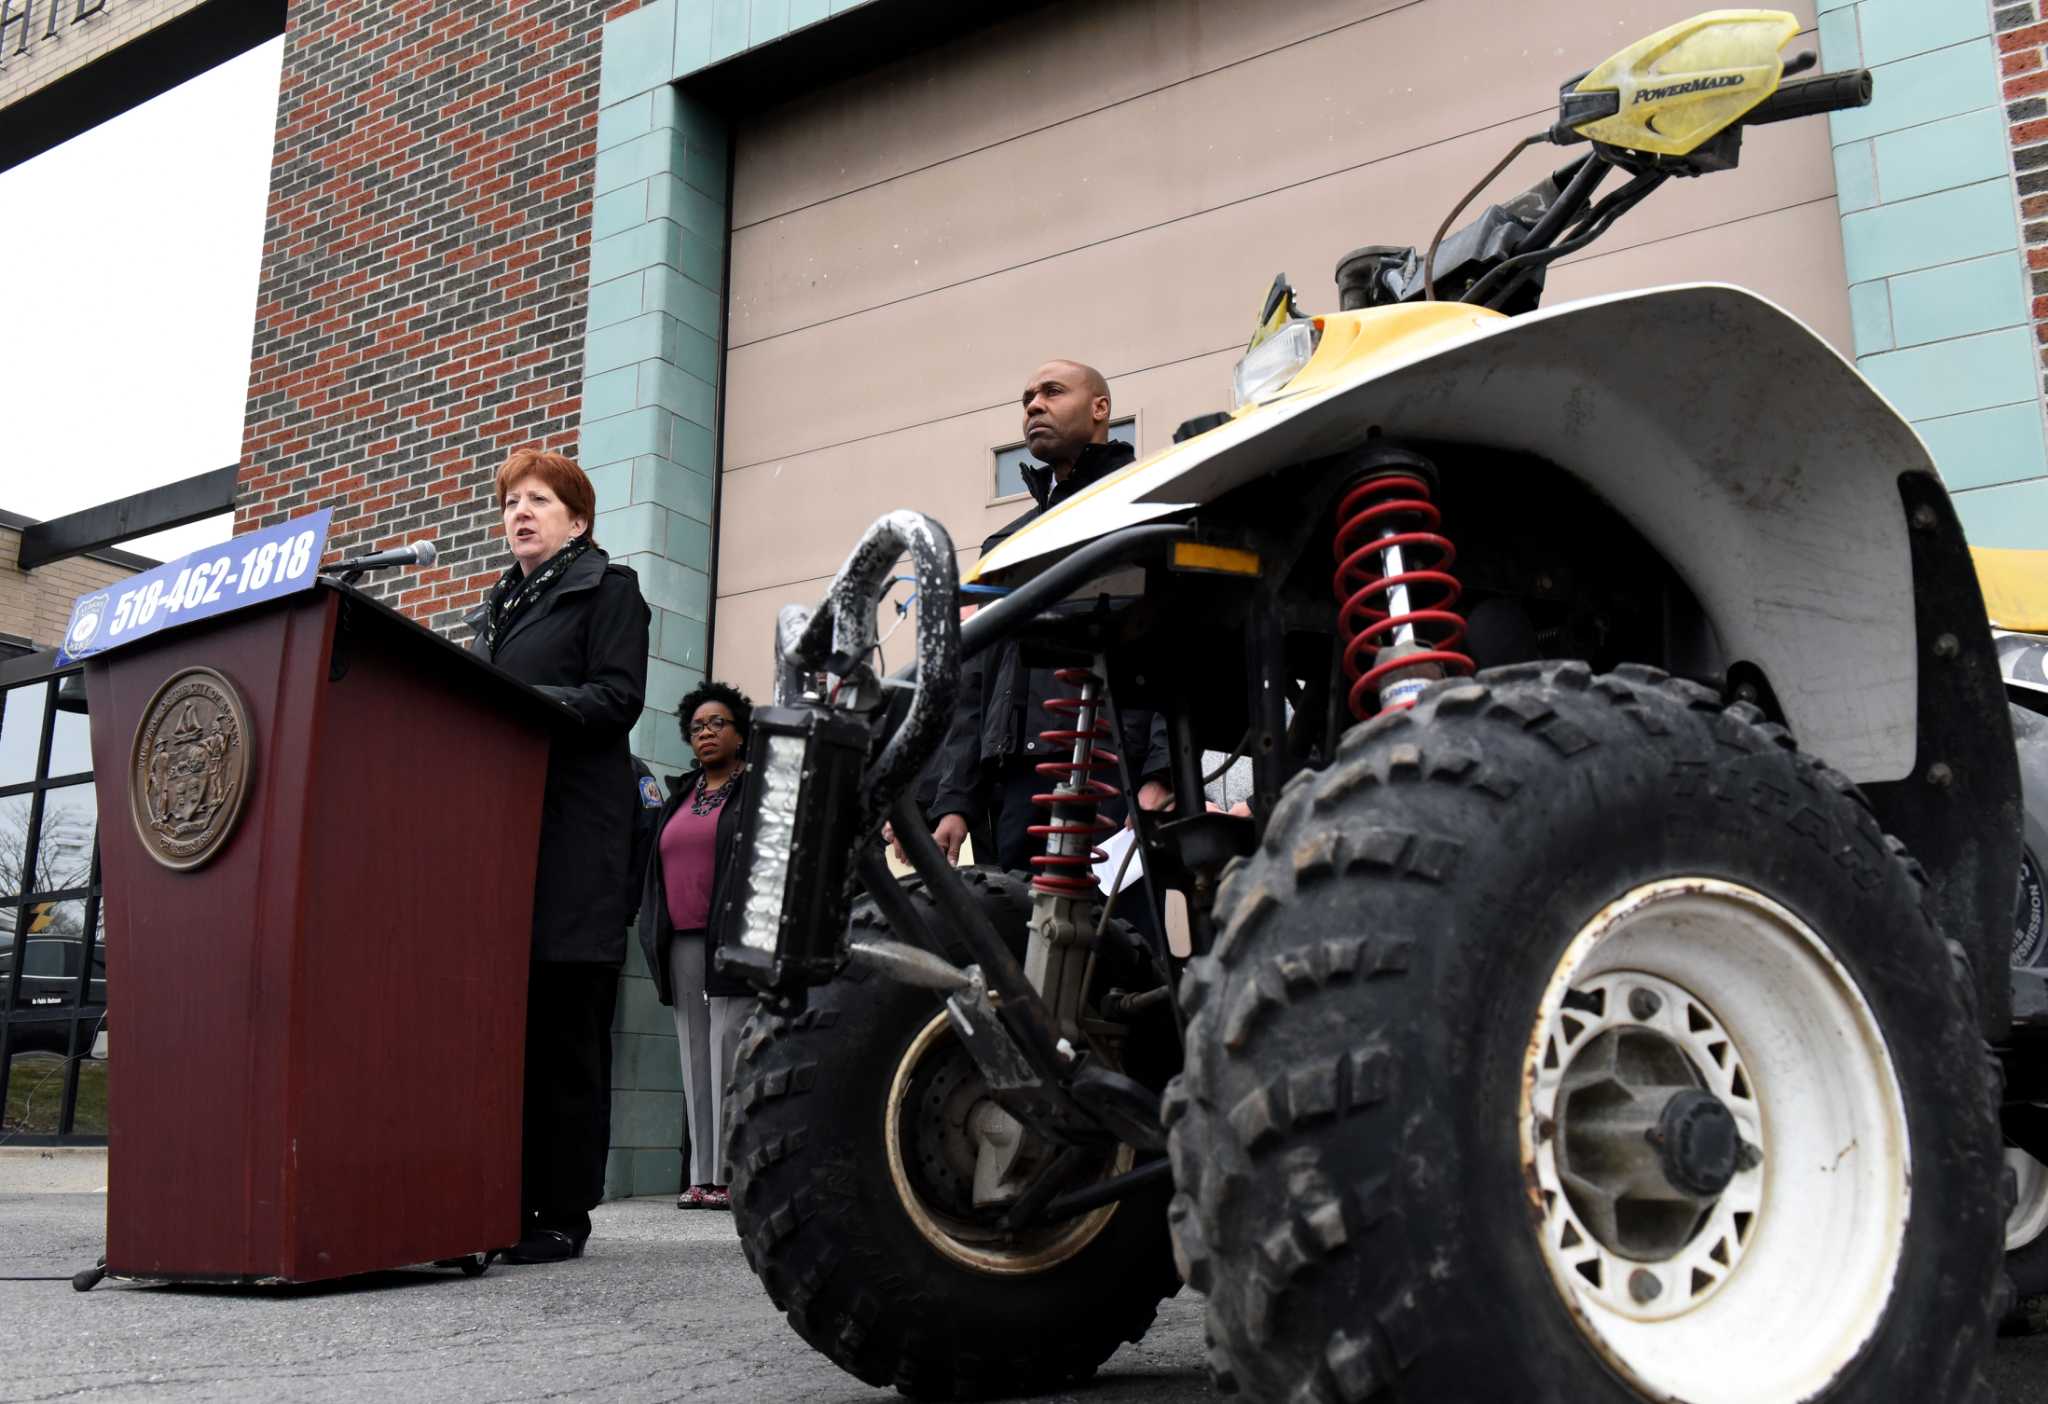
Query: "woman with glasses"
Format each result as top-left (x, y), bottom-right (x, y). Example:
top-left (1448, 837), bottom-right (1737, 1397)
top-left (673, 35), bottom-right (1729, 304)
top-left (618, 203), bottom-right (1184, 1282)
top-left (636, 680), bottom-right (753, 1209)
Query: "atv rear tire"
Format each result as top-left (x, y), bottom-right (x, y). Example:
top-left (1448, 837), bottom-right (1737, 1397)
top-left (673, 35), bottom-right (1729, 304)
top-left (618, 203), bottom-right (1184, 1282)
top-left (726, 866), bottom-right (1180, 1400)
top-left (1164, 662), bottom-right (2001, 1403)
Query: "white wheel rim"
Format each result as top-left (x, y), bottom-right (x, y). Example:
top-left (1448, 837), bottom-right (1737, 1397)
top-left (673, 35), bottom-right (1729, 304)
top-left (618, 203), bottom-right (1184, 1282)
top-left (1520, 879), bottom-right (1910, 1403)
top-left (2009, 1146), bottom-right (2048, 1252)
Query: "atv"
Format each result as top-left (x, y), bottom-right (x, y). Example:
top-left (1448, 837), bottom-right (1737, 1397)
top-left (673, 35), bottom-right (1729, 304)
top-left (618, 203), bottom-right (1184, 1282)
top-left (714, 13), bottom-right (2020, 1402)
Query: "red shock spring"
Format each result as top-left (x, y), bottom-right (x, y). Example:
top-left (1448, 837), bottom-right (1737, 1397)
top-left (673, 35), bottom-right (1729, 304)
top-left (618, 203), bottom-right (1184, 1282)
top-left (1332, 472), bottom-right (1474, 720)
top-left (1028, 667), bottom-right (1121, 897)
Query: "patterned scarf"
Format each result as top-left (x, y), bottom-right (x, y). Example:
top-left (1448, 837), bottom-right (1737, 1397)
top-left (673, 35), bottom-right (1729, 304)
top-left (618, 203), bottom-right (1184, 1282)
top-left (482, 535), bottom-right (592, 654)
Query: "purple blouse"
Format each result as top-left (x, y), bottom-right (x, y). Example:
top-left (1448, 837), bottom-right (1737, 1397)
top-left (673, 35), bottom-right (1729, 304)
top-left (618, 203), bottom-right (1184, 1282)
top-left (660, 802), bottom-right (721, 933)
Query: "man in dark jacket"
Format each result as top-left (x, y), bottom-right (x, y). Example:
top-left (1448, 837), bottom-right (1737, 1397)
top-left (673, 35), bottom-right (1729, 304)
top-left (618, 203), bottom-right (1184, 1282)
top-left (925, 360), bottom-right (1170, 871)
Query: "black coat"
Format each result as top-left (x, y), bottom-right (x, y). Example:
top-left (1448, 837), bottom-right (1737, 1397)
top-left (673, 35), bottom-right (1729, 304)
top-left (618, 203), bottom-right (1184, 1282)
top-left (636, 768), bottom-right (752, 1002)
top-left (470, 548), bottom-right (651, 964)
top-left (930, 439), bottom-right (1170, 822)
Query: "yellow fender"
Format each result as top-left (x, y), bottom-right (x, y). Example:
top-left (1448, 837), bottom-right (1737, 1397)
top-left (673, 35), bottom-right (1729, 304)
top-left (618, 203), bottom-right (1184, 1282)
top-left (1975, 547), bottom-right (2048, 633)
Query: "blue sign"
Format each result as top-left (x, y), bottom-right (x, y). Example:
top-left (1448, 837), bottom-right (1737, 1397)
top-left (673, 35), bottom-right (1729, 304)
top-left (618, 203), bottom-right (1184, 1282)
top-left (56, 510), bottom-right (333, 666)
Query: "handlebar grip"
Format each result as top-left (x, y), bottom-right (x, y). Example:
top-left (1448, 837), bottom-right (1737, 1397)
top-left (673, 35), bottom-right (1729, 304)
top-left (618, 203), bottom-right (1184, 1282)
top-left (1745, 69), bottom-right (1874, 125)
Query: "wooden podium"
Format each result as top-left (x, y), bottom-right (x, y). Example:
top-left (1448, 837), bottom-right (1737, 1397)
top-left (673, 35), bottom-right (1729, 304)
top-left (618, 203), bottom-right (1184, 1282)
top-left (83, 580), bottom-right (568, 1284)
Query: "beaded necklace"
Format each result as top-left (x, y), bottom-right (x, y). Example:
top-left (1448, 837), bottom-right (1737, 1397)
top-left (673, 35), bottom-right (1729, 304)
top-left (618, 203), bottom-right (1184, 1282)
top-left (692, 767), bottom-right (739, 817)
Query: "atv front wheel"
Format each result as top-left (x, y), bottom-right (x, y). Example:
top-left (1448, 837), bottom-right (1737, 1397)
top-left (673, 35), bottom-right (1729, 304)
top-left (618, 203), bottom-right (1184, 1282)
top-left (1165, 662), bottom-right (2001, 1403)
top-left (726, 867), bottom-right (1180, 1399)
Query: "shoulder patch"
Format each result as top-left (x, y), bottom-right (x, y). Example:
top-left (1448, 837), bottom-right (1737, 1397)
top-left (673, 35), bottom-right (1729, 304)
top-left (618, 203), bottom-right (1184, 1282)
top-left (639, 775), bottom-right (663, 808)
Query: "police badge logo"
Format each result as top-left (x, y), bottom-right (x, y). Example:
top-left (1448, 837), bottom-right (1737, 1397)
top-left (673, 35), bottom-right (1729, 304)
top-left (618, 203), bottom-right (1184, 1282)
top-left (66, 593), bottom-right (109, 657)
top-left (129, 667), bottom-right (253, 871)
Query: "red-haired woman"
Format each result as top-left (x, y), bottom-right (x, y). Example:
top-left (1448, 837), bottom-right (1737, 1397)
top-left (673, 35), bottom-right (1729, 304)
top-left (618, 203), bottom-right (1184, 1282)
top-left (470, 446), bottom-right (650, 1265)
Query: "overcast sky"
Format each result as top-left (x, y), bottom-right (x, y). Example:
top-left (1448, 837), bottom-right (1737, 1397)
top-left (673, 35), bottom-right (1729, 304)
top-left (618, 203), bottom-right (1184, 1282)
top-left (0, 38), bottom-right (284, 563)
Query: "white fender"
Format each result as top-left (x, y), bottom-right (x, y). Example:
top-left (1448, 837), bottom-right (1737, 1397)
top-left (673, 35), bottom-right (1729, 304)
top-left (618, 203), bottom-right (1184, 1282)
top-left (978, 284), bottom-right (1926, 782)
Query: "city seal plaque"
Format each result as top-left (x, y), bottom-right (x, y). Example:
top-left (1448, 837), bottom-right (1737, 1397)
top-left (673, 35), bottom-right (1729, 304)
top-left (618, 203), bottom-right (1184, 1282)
top-left (130, 668), bottom-right (254, 871)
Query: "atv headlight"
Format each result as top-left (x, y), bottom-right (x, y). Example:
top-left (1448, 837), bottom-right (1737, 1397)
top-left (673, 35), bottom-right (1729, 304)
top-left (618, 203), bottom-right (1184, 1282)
top-left (714, 704), bottom-right (870, 994)
top-left (1231, 319), bottom-right (1319, 409)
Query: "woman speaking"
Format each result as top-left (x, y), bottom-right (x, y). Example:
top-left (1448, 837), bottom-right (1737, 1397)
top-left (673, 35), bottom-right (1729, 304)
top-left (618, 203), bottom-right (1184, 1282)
top-left (471, 446), bottom-right (649, 1265)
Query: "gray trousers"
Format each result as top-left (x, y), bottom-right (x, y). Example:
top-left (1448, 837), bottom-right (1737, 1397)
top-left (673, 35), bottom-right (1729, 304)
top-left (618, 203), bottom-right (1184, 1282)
top-left (668, 932), bottom-right (744, 1187)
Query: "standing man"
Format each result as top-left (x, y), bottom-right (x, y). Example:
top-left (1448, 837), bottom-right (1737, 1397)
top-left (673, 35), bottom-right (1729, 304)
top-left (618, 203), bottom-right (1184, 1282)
top-left (925, 360), bottom-right (1171, 871)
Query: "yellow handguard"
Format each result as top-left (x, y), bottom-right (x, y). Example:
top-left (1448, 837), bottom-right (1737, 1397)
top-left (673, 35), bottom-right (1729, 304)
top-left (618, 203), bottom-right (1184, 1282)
top-left (1567, 9), bottom-right (1800, 157)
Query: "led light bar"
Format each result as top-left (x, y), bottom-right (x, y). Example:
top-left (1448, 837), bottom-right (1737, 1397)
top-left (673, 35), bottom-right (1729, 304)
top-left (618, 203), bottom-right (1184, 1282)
top-left (713, 704), bottom-right (870, 995)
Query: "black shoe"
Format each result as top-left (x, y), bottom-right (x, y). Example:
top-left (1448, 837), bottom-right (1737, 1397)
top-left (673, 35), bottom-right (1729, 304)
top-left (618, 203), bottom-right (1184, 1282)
top-left (500, 1229), bottom-right (582, 1264)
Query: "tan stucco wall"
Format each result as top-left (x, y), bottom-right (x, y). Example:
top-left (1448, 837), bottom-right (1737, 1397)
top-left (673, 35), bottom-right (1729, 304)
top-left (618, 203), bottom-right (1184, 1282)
top-left (0, 526), bottom-right (141, 650)
top-left (713, 0), bottom-right (1844, 699)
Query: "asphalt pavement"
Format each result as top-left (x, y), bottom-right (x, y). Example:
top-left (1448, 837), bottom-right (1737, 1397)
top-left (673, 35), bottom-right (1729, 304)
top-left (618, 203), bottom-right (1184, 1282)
top-left (2, 1189), bottom-right (2045, 1402)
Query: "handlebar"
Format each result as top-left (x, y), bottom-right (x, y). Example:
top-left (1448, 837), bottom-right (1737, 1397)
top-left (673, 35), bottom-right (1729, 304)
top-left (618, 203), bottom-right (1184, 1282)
top-left (1746, 69), bottom-right (1873, 125)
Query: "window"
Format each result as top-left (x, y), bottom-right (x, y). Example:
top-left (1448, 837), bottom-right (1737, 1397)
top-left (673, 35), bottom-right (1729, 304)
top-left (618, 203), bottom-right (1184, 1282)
top-left (992, 417), bottom-right (1138, 502)
top-left (0, 667), bottom-right (107, 1144)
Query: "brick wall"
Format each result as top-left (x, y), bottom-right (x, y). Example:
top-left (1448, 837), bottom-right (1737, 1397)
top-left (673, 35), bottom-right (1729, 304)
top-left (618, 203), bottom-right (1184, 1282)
top-left (0, 526), bottom-right (144, 649)
top-left (2002, 1), bottom-right (2048, 393)
top-left (235, 0), bottom-right (640, 633)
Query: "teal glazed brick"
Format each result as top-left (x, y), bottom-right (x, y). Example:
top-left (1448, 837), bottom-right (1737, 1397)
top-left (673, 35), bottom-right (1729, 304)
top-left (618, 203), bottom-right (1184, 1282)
top-left (646, 655), bottom-right (699, 714)
top-left (1817, 5), bottom-right (1860, 68)
top-left (590, 219), bottom-right (684, 286)
top-left (588, 272), bottom-right (644, 332)
top-left (709, 0), bottom-right (749, 63)
top-left (616, 975), bottom-right (673, 1035)
top-left (648, 171), bottom-right (726, 240)
top-left (1887, 251), bottom-right (2027, 348)
top-left (685, 138), bottom-right (727, 201)
top-left (645, 266), bottom-right (723, 337)
top-left (750, 0), bottom-right (790, 46)
top-left (674, 0), bottom-right (712, 77)
top-left (648, 82), bottom-right (688, 134)
top-left (581, 404), bottom-right (672, 465)
top-left (632, 455), bottom-right (716, 518)
top-left (1872, 107), bottom-right (2010, 204)
top-left (596, 93), bottom-right (654, 154)
top-left (674, 323), bottom-right (720, 383)
top-left (598, 502), bottom-right (672, 557)
top-left (1918, 403), bottom-right (2048, 491)
top-left (1857, 0), bottom-right (1989, 69)
top-left (603, 1149), bottom-right (630, 1199)
top-left (673, 420), bottom-right (717, 477)
top-left (664, 611), bottom-right (710, 670)
top-left (1833, 139), bottom-right (1877, 214)
top-left (653, 716), bottom-right (695, 771)
top-left (629, 1148), bottom-right (683, 1196)
top-left (595, 128), bottom-right (687, 198)
top-left (586, 311), bottom-right (677, 377)
top-left (641, 361), bottom-right (717, 425)
top-left (630, 551), bottom-right (714, 619)
top-left (622, 1035), bottom-right (688, 1097)
top-left (598, 0), bottom-right (676, 107)
top-left (667, 510), bottom-right (713, 567)
top-left (612, 1088), bottom-right (684, 1148)
top-left (586, 459), bottom-right (633, 511)
top-left (789, 0), bottom-right (828, 28)
top-left (1848, 280), bottom-right (1894, 356)
top-left (593, 184), bottom-right (645, 242)
top-left (1859, 326), bottom-right (2038, 420)
top-left (1840, 178), bottom-right (2016, 283)
top-left (1954, 479), bottom-right (2048, 548)
top-left (680, 228), bottom-right (724, 291)
top-left (1831, 40), bottom-right (1998, 144)
top-left (584, 365), bottom-right (639, 423)
top-left (1817, 0), bottom-right (1856, 10)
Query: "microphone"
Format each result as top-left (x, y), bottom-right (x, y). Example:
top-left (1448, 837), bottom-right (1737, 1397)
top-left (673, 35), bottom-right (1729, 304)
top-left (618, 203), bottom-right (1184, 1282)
top-left (324, 540), bottom-right (438, 583)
